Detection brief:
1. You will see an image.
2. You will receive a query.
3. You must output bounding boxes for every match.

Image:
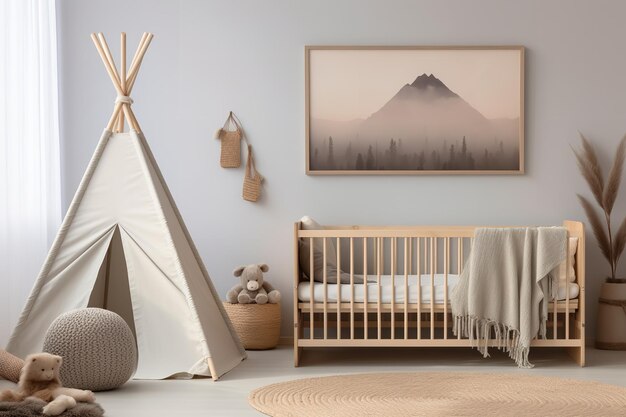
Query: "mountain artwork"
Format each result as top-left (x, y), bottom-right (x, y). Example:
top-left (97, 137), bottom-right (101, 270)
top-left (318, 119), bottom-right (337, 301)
top-left (306, 47), bottom-right (524, 174)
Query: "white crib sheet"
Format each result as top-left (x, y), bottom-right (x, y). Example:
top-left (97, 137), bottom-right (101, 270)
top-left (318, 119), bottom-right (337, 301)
top-left (298, 274), bottom-right (579, 303)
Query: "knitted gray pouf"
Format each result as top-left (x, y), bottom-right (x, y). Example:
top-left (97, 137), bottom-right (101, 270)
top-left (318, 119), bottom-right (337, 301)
top-left (43, 308), bottom-right (137, 391)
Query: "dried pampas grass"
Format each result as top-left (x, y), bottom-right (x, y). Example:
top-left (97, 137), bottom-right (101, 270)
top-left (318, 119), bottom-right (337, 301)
top-left (604, 136), bottom-right (626, 214)
top-left (577, 194), bottom-right (611, 263)
top-left (614, 217), bottom-right (626, 270)
top-left (573, 133), bottom-right (626, 281)
top-left (573, 134), bottom-right (605, 206)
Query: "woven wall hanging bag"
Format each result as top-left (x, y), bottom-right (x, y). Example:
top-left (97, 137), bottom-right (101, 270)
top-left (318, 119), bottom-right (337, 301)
top-left (214, 111), bottom-right (243, 168)
top-left (243, 144), bottom-right (263, 202)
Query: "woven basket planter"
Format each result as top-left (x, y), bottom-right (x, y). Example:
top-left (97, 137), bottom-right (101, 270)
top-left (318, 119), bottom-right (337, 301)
top-left (223, 302), bottom-right (280, 350)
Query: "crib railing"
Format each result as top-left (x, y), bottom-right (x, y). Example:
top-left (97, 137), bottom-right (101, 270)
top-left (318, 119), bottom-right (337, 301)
top-left (293, 221), bottom-right (585, 367)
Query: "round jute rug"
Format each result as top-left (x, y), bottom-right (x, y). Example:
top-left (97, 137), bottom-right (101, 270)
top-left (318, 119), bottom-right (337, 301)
top-left (248, 372), bottom-right (626, 416)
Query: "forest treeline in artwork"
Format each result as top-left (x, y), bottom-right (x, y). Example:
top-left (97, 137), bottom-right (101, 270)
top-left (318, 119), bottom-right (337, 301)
top-left (311, 135), bottom-right (519, 171)
top-left (309, 73), bottom-right (520, 171)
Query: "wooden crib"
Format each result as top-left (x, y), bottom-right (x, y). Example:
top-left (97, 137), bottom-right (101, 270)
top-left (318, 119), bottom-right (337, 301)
top-left (293, 221), bottom-right (585, 367)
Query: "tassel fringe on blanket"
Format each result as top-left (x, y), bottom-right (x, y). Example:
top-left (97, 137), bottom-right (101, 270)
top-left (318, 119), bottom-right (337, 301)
top-left (453, 315), bottom-right (549, 369)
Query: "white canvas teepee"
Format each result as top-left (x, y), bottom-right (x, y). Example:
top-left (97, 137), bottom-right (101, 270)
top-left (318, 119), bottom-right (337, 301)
top-left (7, 32), bottom-right (246, 380)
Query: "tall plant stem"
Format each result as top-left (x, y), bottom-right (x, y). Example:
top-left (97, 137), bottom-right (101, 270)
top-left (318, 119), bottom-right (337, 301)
top-left (604, 210), bottom-right (616, 280)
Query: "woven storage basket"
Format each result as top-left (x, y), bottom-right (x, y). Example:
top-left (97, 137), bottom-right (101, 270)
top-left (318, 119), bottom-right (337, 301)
top-left (223, 302), bottom-right (280, 350)
top-left (219, 130), bottom-right (242, 168)
top-left (243, 144), bottom-right (262, 202)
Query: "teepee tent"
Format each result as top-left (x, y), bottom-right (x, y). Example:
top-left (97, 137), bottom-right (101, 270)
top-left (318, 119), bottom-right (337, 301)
top-left (7, 32), bottom-right (246, 380)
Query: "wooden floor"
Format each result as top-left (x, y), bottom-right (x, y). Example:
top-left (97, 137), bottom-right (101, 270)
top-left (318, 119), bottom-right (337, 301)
top-left (1, 346), bottom-right (625, 416)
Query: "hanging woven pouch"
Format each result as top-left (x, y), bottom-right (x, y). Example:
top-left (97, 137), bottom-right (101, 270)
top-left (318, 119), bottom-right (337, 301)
top-left (215, 112), bottom-right (242, 168)
top-left (243, 144), bottom-right (263, 202)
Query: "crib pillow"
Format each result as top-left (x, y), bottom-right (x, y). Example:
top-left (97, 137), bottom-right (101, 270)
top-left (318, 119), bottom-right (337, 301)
top-left (299, 216), bottom-right (363, 284)
top-left (558, 237), bottom-right (578, 283)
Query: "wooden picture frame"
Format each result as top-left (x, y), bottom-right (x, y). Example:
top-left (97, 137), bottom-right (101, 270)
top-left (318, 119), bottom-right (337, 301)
top-left (305, 46), bottom-right (525, 175)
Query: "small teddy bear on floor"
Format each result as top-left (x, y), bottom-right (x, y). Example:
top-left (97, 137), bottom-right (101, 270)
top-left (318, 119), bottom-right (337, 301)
top-left (0, 352), bottom-right (95, 416)
top-left (226, 264), bottom-right (281, 304)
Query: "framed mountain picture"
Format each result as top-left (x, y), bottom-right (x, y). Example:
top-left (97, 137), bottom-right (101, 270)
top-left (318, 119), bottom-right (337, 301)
top-left (305, 46), bottom-right (525, 175)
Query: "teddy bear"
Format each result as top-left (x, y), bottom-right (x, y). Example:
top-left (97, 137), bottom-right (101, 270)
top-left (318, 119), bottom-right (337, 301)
top-left (0, 353), bottom-right (96, 416)
top-left (226, 264), bottom-right (281, 304)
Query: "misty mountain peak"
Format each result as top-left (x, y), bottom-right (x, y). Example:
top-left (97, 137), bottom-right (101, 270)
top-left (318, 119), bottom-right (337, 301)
top-left (410, 73), bottom-right (457, 98)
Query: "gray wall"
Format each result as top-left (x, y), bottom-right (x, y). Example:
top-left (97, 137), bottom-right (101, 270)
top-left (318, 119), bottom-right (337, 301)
top-left (56, 0), bottom-right (626, 341)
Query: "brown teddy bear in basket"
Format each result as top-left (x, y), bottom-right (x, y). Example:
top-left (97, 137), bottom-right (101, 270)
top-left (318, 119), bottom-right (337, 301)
top-left (226, 264), bottom-right (280, 304)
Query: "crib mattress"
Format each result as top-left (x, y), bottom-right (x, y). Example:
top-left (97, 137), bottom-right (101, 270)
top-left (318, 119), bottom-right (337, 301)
top-left (298, 274), bottom-right (580, 303)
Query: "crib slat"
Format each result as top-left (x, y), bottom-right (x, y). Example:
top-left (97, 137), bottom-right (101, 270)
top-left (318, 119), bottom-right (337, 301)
top-left (337, 237), bottom-right (341, 340)
top-left (350, 237), bottom-right (355, 340)
top-left (417, 237), bottom-right (422, 340)
top-left (553, 282), bottom-right (557, 340)
top-left (565, 236), bottom-right (570, 340)
top-left (404, 237), bottom-right (408, 340)
top-left (430, 237), bottom-right (435, 340)
top-left (391, 237), bottom-right (396, 340)
top-left (323, 237), bottom-right (328, 340)
top-left (456, 237), bottom-right (463, 276)
top-left (377, 237), bottom-right (382, 340)
top-left (309, 238), bottom-right (314, 340)
top-left (444, 237), bottom-right (449, 339)
top-left (457, 237), bottom-right (462, 339)
top-left (363, 238), bottom-right (368, 340)
top-left (408, 238), bottom-right (413, 275)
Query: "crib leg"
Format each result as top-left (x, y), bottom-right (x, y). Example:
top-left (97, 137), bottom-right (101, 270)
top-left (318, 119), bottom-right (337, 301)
top-left (566, 346), bottom-right (585, 367)
top-left (294, 312), bottom-right (303, 367)
top-left (295, 347), bottom-right (303, 367)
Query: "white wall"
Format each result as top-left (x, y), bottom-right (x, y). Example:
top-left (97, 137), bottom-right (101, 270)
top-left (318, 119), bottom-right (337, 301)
top-left (55, 0), bottom-right (626, 340)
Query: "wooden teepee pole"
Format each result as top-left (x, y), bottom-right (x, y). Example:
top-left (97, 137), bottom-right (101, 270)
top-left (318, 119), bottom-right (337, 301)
top-left (117, 32), bottom-right (127, 133)
top-left (126, 33), bottom-right (153, 91)
top-left (121, 32), bottom-right (153, 133)
top-left (91, 34), bottom-right (125, 131)
top-left (127, 33), bottom-right (148, 90)
top-left (91, 34), bottom-right (124, 95)
top-left (96, 33), bottom-right (121, 86)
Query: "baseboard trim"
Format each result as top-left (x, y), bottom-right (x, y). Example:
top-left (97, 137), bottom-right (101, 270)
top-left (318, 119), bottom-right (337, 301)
top-left (279, 336), bottom-right (294, 346)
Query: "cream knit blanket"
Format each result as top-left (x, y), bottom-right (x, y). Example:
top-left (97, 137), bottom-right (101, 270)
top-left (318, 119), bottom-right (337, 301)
top-left (451, 227), bottom-right (567, 368)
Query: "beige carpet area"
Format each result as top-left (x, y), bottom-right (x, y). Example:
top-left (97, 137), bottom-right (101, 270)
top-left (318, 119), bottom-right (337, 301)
top-left (249, 371), bottom-right (626, 416)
